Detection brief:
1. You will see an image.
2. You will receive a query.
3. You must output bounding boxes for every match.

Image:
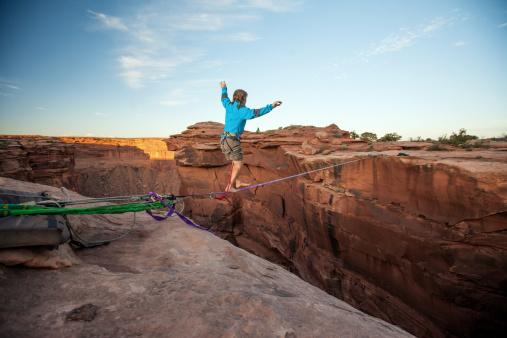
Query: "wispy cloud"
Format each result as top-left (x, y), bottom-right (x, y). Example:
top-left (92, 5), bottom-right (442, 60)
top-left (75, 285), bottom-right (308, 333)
top-left (35, 106), bottom-right (48, 111)
top-left (352, 12), bottom-right (467, 63)
top-left (87, 10), bottom-right (128, 31)
top-left (498, 22), bottom-right (507, 28)
top-left (0, 80), bottom-right (21, 96)
top-left (245, 0), bottom-right (303, 12)
top-left (220, 32), bottom-right (260, 42)
top-left (94, 112), bottom-right (108, 117)
top-left (160, 88), bottom-right (193, 107)
top-left (453, 40), bottom-right (467, 47)
top-left (88, 1), bottom-right (302, 89)
top-left (170, 13), bottom-right (225, 31)
top-left (195, 0), bottom-right (303, 12)
top-left (118, 52), bottom-right (202, 88)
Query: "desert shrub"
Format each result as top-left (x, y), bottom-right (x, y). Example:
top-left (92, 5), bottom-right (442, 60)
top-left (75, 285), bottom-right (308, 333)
top-left (472, 140), bottom-right (490, 149)
top-left (350, 131), bottom-right (359, 139)
top-left (283, 125), bottom-right (304, 130)
top-left (379, 132), bottom-right (402, 142)
top-left (491, 133), bottom-right (507, 141)
top-left (438, 135), bottom-right (449, 143)
top-left (255, 127), bottom-right (260, 133)
top-left (427, 143), bottom-right (445, 151)
top-left (439, 128), bottom-right (478, 146)
top-left (360, 132), bottom-right (377, 142)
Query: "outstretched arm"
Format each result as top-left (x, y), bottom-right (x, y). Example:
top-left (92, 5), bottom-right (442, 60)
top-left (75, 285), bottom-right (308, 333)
top-left (239, 101), bottom-right (282, 120)
top-left (238, 101), bottom-right (279, 120)
top-left (220, 81), bottom-right (230, 107)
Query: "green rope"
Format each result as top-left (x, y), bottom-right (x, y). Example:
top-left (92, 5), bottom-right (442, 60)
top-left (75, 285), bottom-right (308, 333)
top-left (1, 201), bottom-right (170, 217)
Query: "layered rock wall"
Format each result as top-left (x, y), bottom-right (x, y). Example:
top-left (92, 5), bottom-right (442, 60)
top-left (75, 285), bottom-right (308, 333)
top-left (166, 123), bottom-right (507, 338)
top-left (0, 135), bottom-right (178, 197)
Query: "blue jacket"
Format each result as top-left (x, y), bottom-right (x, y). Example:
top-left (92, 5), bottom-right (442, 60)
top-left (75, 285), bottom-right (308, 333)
top-left (221, 86), bottom-right (273, 137)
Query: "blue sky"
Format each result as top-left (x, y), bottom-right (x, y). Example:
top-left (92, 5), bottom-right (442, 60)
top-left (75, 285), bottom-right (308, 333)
top-left (1, 0), bottom-right (506, 139)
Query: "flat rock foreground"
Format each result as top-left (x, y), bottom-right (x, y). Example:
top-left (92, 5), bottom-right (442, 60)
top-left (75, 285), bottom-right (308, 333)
top-left (0, 178), bottom-right (411, 338)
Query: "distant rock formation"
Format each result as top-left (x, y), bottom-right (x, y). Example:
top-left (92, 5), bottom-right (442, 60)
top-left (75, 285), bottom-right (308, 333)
top-left (0, 177), bottom-right (411, 338)
top-left (166, 122), bottom-right (507, 338)
top-left (0, 135), bottom-right (179, 197)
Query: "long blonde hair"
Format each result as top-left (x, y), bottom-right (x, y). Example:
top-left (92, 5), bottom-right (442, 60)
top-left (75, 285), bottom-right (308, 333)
top-left (233, 89), bottom-right (248, 107)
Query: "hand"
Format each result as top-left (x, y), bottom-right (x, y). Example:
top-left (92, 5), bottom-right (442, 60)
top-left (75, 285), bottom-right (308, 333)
top-left (220, 81), bottom-right (226, 88)
top-left (272, 100), bottom-right (282, 108)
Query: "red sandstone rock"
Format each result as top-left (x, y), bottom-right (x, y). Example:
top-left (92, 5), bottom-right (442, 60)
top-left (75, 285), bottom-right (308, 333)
top-left (0, 136), bottom-right (179, 197)
top-left (2, 126), bottom-right (506, 337)
top-left (0, 178), bottom-right (411, 338)
top-left (166, 123), bottom-right (507, 338)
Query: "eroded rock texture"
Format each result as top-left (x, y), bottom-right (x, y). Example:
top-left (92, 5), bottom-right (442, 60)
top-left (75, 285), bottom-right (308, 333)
top-left (0, 135), bottom-right (179, 197)
top-left (0, 178), bottom-right (411, 338)
top-left (166, 123), bottom-right (507, 338)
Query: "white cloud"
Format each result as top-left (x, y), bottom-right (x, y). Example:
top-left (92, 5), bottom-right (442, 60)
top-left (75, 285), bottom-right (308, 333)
top-left (245, 0), bottom-right (303, 12)
top-left (334, 72), bottom-right (348, 80)
top-left (87, 2), bottom-right (298, 89)
top-left (194, 0), bottom-right (303, 12)
top-left (422, 16), bottom-right (452, 33)
top-left (369, 29), bottom-right (419, 56)
top-left (94, 112), bottom-right (108, 117)
top-left (453, 40), bottom-right (467, 47)
top-left (361, 14), bottom-right (461, 60)
top-left (170, 13), bottom-right (225, 31)
top-left (5, 84), bottom-right (20, 90)
top-left (119, 55), bottom-right (146, 69)
top-left (498, 22), bottom-right (507, 28)
top-left (160, 89), bottom-right (191, 107)
top-left (221, 32), bottom-right (260, 42)
top-left (88, 10), bottom-right (128, 31)
top-left (35, 106), bottom-right (48, 111)
top-left (118, 52), bottom-right (202, 88)
top-left (120, 70), bottom-right (145, 88)
top-left (0, 81), bottom-right (21, 96)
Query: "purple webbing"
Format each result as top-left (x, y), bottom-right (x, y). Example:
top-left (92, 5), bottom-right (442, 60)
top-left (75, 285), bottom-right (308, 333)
top-left (146, 192), bottom-right (207, 230)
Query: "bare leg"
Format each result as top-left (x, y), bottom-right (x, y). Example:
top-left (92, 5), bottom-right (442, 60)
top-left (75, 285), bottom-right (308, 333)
top-left (228, 160), bottom-right (243, 191)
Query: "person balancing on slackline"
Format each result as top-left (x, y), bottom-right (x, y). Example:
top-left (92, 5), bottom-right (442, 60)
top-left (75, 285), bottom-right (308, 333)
top-left (219, 81), bottom-right (282, 192)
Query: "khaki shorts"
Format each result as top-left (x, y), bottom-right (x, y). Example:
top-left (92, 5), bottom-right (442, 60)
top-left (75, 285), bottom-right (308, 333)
top-left (220, 136), bottom-right (243, 161)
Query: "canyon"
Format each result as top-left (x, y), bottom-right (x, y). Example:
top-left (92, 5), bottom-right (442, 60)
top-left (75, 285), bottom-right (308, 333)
top-left (1, 125), bottom-right (506, 337)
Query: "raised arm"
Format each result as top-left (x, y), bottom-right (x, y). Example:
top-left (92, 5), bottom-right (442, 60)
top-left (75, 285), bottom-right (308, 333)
top-left (220, 81), bottom-right (230, 107)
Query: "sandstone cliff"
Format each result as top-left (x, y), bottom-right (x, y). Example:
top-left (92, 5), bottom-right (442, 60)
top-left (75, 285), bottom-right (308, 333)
top-left (166, 122), bottom-right (507, 338)
top-left (1, 126), bottom-right (506, 337)
top-left (0, 177), bottom-right (411, 338)
top-left (0, 135), bottom-right (178, 197)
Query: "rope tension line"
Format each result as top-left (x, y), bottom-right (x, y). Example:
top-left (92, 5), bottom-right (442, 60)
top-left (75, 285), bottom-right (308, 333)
top-left (1, 156), bottom-right (372, 230)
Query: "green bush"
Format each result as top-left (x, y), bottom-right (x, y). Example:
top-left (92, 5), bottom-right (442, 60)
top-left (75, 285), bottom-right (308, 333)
top-left (427, 143), bottom-right (445, 151)
top-left (360, 132), bottom-right (377, 142)
top-left (379, 132), bottom-right (402, 142)
top-left (439, 129), bottom-right (478, 146)
top-left (350, 131), bottom-right (359, 139)
top-left (283, 125), bottom-right (304, 130)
